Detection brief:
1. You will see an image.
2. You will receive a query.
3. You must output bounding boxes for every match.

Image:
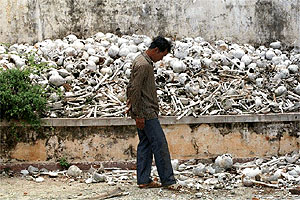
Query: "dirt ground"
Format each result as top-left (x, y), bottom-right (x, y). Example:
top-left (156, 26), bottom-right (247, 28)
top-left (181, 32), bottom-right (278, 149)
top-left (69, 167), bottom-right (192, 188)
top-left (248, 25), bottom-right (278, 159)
top-left (0, 175), bottom-right (300, 200)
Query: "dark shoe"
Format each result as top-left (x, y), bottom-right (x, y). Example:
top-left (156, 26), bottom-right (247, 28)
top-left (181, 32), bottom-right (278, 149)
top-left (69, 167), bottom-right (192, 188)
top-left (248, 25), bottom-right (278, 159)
top-left (138, 181), bottom-right (161, 189)
top-left (163, 183), bottom-right (182, 191)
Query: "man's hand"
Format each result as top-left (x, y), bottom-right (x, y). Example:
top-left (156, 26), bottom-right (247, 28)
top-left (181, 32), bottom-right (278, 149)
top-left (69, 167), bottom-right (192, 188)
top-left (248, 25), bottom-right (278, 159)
top-left (135, 118), bottom-right (145, 129)
top-left (125, 100), bottom-right (131, 114)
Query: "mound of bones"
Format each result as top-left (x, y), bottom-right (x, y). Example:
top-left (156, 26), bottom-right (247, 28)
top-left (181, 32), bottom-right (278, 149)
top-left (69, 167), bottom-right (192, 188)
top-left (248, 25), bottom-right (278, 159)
top-left (18, 153), bottom-right (300, 195)
top-left (0, 33), bottom-right (299, 118)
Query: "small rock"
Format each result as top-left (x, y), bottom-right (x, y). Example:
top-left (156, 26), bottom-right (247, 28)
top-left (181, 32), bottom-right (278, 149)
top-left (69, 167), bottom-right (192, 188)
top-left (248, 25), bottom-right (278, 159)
top-left (285, 156), bottom-right (297, 164)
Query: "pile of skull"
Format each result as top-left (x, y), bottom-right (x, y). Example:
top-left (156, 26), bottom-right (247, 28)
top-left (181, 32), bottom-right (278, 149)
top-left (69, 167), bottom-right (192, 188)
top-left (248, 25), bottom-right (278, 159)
top-left (0, 32), bottom-right (299, 118)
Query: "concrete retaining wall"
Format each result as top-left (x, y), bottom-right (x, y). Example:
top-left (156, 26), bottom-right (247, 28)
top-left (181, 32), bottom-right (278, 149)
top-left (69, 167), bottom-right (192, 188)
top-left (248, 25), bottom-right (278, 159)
top-left (0, 0), bottom-right (299, 47)
top-left (1, 114), bottom-right (299, 163)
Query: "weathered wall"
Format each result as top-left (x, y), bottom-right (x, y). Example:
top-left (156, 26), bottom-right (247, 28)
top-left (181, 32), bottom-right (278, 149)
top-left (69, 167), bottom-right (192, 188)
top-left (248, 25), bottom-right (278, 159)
top-left (1, 122), bottom-right (299, 162)
top-left (0, 0), bottom-right (299, 46)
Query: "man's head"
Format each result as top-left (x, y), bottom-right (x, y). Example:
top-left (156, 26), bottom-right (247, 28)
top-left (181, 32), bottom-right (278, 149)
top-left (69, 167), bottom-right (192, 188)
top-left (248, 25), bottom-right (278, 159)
top-left (146, 36), bottom-right (172, 62)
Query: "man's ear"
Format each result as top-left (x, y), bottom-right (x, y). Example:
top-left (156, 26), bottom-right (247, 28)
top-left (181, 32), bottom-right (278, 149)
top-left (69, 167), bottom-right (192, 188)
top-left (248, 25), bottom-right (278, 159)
top-left (154, 47), bottom-right (160, 53)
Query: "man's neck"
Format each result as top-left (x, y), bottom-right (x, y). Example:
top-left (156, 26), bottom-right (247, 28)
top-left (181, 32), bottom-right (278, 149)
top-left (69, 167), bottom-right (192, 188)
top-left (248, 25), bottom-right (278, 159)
top-left (145, 49), bottom-right (154, 62)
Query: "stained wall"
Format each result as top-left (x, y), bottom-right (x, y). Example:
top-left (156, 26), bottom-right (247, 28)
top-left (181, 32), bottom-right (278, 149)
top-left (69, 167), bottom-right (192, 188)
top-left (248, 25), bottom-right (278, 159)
top-left (0, 0), bottom-right (299, 47)
top-left (1, 121), bottom-right (299, 162)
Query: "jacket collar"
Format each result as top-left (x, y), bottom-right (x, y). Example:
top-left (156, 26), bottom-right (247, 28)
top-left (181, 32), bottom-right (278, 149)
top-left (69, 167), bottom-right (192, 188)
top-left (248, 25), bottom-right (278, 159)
top-left (142, 52), bottom-right (154, 66)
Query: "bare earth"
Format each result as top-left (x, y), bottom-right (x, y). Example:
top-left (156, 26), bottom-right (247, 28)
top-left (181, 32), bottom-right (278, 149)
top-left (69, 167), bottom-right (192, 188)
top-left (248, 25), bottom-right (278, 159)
top-left (1, 175), bottom-right (300, 200)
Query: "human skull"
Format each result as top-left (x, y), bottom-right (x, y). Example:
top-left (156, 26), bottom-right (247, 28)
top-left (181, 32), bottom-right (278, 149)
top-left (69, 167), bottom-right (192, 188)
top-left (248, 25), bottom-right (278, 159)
top-left (64, 56), bottom-right (75, 66)
top-left (123, 62), bottom-right (132, 71)
top-left (52, 55), bottom-right (64, 66)
top-left (64, 34), bottom-right (78, 43)
top-left (65, 63), bottom-right (75, 73)
top-left (174, 42), bottom-right (189, 59)
top-left (182, 37), bottom-right (194, 44)
top-left (164, 70), bottom-right (175, 82)
top-left (170, 59), bottom-right (186, 73)
top-left (108, 45), bottom-right (119, 58)
top-left (100, 67), bottom-right (113, 76)
top-left (178, 73), bottom-right (188, 85)
top-left (86, 37), bottom-right (95, 44)
top-left (183, 56), bottom-right (194, 66)
top-left (125, 68), bottom-right (131, 79)
top-left (126, 52), bottom-right (139, 61)
top-left (86, 85), bottom-right (93, 92)
top-left (138, 43), bottom-right (147, 52)
top-left (113, 58), bottom-right (123, 69)
top-left (191, 59), bottom-right (201, 71)
top-left (77, 60), bottom-right (88, 70)
top-left (79, 68), bottom-right (90, 78)
top-left (64, 47), bottom-right (77, 57)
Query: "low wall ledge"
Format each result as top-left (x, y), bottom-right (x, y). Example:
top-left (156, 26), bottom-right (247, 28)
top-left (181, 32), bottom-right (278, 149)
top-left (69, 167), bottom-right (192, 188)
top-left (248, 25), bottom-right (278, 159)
top-left (1, 113), bottom-right (299, 127)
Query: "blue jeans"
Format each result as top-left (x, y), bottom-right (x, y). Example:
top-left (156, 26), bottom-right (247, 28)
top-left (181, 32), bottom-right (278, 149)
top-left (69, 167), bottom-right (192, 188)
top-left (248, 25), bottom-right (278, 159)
top-left (136, 118), bottom-right (176, 186)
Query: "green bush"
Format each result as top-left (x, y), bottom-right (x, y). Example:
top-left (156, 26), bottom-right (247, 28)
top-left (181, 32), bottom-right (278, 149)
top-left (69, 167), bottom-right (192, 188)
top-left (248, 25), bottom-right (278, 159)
top-left (59, 157), bottom-right (70, 170)
top-left (24, 51), bottom-right (50, 73)
top-left (0, 68), bottom-right (47, 126)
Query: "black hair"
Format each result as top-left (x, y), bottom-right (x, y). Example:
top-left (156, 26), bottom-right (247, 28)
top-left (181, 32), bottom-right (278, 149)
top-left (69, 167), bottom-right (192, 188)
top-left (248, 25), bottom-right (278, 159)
top-left (149, 36), bottom-right (172, 53)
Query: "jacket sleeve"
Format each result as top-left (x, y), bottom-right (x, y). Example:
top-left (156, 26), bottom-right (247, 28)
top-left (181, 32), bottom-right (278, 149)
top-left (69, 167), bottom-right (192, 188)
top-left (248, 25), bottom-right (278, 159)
top-left (129, 63), bottom-right (148, 118)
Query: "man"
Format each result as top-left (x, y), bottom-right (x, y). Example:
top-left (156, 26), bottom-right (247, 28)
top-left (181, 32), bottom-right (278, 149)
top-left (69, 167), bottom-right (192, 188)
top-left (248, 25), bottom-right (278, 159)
top-left (126, 36), bottom-right (179, 190)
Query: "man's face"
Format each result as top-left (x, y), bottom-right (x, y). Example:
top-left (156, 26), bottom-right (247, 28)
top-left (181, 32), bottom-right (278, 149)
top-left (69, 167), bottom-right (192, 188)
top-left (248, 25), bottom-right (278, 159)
top-left (152, 48), bottom-right (168, 62)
